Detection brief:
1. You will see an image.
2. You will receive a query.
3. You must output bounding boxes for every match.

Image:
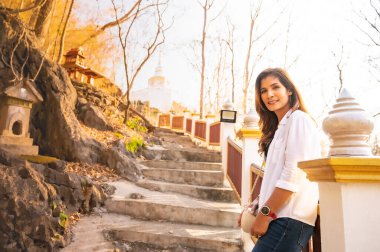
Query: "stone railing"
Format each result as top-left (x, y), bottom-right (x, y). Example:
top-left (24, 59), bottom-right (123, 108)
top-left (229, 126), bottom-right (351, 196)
top-left (171, 115), bottom-right (184, 130)
top-left (226, 137), bottom-right (243, 203)
top-left (209, 122), bottom-right (221, 146)
top-left (194, 120), bottom-right (207, 141)
top-left (157, 113), bottom-right (170, 128)
top-left (156, 110), bottom-right (221, 150)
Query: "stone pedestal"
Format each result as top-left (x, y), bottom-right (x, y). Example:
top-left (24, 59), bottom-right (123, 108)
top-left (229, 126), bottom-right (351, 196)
top-left (299, 88), bottom-right (378, 252)
top-left (299, 157), bottom-right (380, 252)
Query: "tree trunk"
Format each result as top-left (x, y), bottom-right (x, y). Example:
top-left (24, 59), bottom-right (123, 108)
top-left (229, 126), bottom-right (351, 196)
top-left (34, 0), bottom-right (54, 38)
top-left (123, 99), bottom-right (131, 124)
top-left (200, 1), bottom-right (208, 119)
top-left (129, 107), bottom-right (155, 132)
top-left (243, 15), bottom-right (254, 114)
top-left (28, 0), bottom-right (43, 29)
top-left (56, 0), bottom-right (74, 64)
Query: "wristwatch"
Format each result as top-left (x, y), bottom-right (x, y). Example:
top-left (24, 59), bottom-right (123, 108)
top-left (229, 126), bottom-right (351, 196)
top-left (260, 206), bottom-right (277, 220)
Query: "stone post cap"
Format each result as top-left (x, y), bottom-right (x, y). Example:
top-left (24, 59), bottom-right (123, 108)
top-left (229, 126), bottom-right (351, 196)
top-left (222, 99), bottom-right (234, 110)
top-left (322, 88), bottom-right (374, 156)
top-left (244, 108), bottom-right (259, 128)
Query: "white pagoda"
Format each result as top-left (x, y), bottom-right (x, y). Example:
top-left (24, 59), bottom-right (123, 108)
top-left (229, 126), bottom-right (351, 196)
top-left (131, 58), bottom-right (172, 112)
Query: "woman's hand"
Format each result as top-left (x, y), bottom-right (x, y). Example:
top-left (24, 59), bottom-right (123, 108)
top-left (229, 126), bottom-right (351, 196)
top-left (250, 213), bottom-right (271, 238)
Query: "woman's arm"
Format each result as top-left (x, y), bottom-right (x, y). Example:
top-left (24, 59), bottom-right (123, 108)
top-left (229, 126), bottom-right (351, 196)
top-left (250, 187), bottom-right (293, 237)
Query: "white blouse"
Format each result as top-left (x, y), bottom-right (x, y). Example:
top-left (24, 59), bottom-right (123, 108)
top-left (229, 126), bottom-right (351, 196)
top-left (259, 109), bottom-right (321, 226)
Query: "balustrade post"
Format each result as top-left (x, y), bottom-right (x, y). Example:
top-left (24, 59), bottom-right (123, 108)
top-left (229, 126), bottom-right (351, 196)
top-left (169, 110), bottom-right (174, 129)
top-left (156, 112), bottom-right (161, 127)
top-left (191, 112), bottom-right (200, 141)
top-left (299, 88), bottom-right (380, 252)
top-left (237, 108), bottom-right (262, 204)
top-left (205, 112), bottom-right (215, 148)
top-left (221, 100), bottom-right (236, 185)
top-left (183, 109), bottom-right (190, 133)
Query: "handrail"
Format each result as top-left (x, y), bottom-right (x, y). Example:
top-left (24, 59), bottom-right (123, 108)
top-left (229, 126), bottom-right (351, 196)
top-left (227, 136), bottom-right (242, 152)
top-left (209, 121), bottom-right (220, 127)
top-left (250, 163), bottom-right (264, 178)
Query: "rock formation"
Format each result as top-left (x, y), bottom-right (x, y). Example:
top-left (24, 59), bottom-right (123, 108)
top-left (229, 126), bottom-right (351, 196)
top-left (0, 9), bottom-right (145, 251)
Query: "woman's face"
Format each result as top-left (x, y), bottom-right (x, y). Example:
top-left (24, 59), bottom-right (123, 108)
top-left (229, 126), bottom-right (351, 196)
top-left (260, 75), bottom-right (291, 120)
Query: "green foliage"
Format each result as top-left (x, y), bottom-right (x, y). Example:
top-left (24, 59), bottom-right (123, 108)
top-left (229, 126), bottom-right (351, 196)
top-left (125, 137), bottom-right (144, 154)
top-left (58, 211), bottom-right (68, 229)
top-left (114, 132), bottom-right (124, 139)
top-left (126, 117), bottom-right (147, 133)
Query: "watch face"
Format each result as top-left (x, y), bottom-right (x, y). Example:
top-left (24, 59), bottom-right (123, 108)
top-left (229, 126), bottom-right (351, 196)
top-left (261, 206), bottom-right (270, 215)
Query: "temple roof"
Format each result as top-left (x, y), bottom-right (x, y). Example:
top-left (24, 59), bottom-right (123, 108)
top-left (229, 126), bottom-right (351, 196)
top-left (0, 79), bottom-right (43, 103)
top-left (64, 47), bottom-right (85, 58)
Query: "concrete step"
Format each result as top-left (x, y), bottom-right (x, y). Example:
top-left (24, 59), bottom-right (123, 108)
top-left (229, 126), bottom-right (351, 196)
top-left (136, 179), bottom-right (237, 202)
top-left (106, 220), bottom-right (242, 252)
top-left (106, 181), bottom-right (241, 228)
top-left (142, 148), bottom-right (222, 163)
top-left (141, 167), bottom-right (224, 187)
top-left (154, 127), bottom-right (179, 134)
top-left (139, 159), bottom-right (222, 171)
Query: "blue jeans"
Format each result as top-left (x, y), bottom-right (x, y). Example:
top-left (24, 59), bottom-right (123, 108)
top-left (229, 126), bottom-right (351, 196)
top-left (252, 218), bottom-right (314, 252)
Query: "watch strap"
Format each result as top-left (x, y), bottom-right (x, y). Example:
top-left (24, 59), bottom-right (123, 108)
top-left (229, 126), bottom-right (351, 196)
top-left (268, 211), bottom-right (277, 220)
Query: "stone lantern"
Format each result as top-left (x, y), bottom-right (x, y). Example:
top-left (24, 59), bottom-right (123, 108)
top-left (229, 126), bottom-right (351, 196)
top-left (0, 79), bottom-right (43, 155)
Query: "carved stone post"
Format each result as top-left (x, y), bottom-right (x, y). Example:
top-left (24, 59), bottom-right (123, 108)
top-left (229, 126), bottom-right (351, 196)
top-left (299, 88), bottom-right (380, 252)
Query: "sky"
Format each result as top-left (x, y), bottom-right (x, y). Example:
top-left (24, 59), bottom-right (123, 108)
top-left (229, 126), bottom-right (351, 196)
top-left (74, 0), bottom-right (380, 134)
top-left (127, 0), bottom-right (379, 116)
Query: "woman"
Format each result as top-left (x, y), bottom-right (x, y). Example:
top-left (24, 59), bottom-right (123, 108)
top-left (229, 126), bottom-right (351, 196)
top-left (251, 68), bottom-right (320, 251)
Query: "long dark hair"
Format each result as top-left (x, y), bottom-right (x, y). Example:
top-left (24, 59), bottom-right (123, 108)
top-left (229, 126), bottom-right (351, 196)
top-left (255, 68), bottom-right (308, 155)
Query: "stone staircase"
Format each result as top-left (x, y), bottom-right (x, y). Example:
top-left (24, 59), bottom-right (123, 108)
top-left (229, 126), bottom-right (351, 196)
top-left (62, 129), bottom-right (242, 252)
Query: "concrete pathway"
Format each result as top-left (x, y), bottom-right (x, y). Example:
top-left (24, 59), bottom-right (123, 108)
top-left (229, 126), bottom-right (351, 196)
top-left (62, 130), bottom-right (242, 251)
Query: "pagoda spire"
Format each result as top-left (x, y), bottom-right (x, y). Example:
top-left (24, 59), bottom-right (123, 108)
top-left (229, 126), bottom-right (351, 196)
top-left (155, 52), bottom-right (163, 76)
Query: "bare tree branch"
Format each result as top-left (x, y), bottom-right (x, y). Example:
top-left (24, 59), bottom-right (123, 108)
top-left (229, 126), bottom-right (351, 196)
top-left (79, 0), bottom-right (167, 46)
top-left (4, 0), bottom-right (47, 14)
top-left (51, 0), bottom-right (69, 61)
top-left (331, 43), bottom-right (345, 95)
top-left (111, 0), bottom-right (169, 123)
top-left (225, 19), bottom-right (235, 103)
top-left (353, 8), bottom-right (380, 46)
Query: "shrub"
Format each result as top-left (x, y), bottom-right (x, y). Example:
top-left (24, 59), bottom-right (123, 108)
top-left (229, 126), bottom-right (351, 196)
top-left (125, 136), bottom-right (144, 154)
top-left (126, 117), bottom-right (147, 133)
top-left (58, 211), bottom-right (68, 229)
top-left (114, 131), bottom-right (124, 139)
